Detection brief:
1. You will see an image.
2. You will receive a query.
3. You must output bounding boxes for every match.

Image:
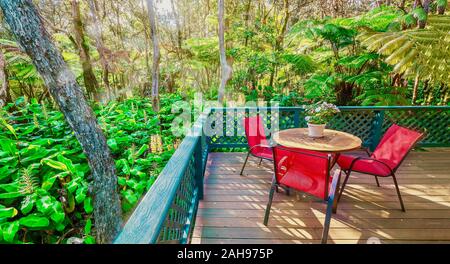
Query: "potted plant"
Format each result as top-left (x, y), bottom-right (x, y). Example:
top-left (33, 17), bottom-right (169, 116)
top-left (304, 102), bottom-right (340, 138)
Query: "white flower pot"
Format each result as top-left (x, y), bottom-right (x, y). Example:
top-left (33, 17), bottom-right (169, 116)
top-left (308, 123), bottom-right (326, 138)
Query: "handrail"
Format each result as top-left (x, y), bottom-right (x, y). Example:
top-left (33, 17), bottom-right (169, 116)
top-left (114, 111), bottom-right (209, 244)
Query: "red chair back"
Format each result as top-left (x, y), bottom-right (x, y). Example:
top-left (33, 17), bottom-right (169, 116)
top-left (371, 124), bottom-right (423, 171)
top-left (243, 116), bottom-right (269, 155)
top-left (273, 146), bottom-right (332, 200)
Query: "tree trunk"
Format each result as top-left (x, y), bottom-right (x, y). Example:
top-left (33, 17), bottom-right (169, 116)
top-left (170, 0), bottom-right (183, 59)
top-left (146, 0), bottom-right (160, 111)
top-left (244, 0), bottom-right (252, 47)
top-left (418, 0), bottom-right (431, 29)
top-left (88, 0), bottom-right (111, 101)
top-left (437, 0), bottom-right (447, 14)
top-left (270, 0), bottom-right (290, 88)
top-left (412, 74), bottom-right (420, 104)
top-left (0, 0), bottom-right (122, 243)
top-left (218, 0), bottom-right (232, 104)
top-left (0, 50), bottom-right (11, 107)
top-left (71, 0), bottom-right (100, 101)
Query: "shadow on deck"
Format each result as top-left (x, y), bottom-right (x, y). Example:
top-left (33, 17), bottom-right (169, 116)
top-left (192, 149), bottom-right (450, 244)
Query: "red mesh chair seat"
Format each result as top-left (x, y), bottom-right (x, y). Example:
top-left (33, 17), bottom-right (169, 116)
top-left (264, 146), bottom-right (341, 243)
top-left (279, 167), bottom-right (335, 199)
top-left (337, 155), bottom-right (393, 177)
top-left (275, 147), bottom-right (333, 199)
top-left (336, 124), bottom-right (424, 212)
top-left (240, 116), bottom-right (273, 175)
top-left (253, 146), bottom-right (273, 160)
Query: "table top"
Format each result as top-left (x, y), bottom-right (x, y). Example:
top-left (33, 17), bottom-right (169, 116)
top-left (272, 128), bottom-right (362, 153)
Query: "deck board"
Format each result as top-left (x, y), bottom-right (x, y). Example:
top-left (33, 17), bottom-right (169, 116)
top-left (192, 149), bottom-right (450, 244)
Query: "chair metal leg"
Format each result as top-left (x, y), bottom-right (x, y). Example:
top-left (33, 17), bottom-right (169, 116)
top-left (264, 177), bottom-right (277, 226)
top-left (258, 158), bottom-right (263, 166)
top-left (375, 176), bottom-right (380, 187)
top-left (323, 169), bottom-right (341, 244)
top-left (240, 152), bottom-right (250, 176)
top-left (392, 173), bottom-right (406, 212)
top-left (336, 170), bottom-right (351, 204)
top-left (322, 201), bottom-right (333, 244)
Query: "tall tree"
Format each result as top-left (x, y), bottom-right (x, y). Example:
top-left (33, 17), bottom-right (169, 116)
top-left (146, 0), bottom-right (160, 111)
top-left (218, 0), bottom-right (232, 103)
top-left (0, 49), bottom-right (10, 107)
top-left (0, 0), bottom-right (122, 243)
top-left (71, 0), bottom-right (100, 101)
top-left (88, 0), bottom-right (111, 100)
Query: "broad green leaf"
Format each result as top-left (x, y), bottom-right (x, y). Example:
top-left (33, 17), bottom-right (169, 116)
top-left (126, 179), bottom-right (138, 190)
top-left (123, 190), bottom-right (138, 205)
top-left (1, 221), bottom-right (19, 243)
top-left (41, 174), bottom-right (58, 191)
top-left (107, 138), bottom-right (118, 151)
top-left (0, 207), bottom-right (18, 218)
top-left (84, 197), bottom-right (93, 214)
top-left (117, 177), bottom-right (126, 186)
top-left (135, 144), bottom-right (149, 158)
top-left (19, 214), bottom-right (50, 228)
top-left (0, 192), bottom-right (23, 199)
top-left (75, 186), bottom-right (87, 204)
top-left (50, 206), bottom-right (65, 224)
top-left (41, 158), bottom-right (68, 171)
top-left (55, 222), bottom-right (66, 232)
top-left (0, 118), bottom-right (18, 139)
top-left (84, 235), bottom-right (95, 244)
top-left (21, 195), bottom-right (35, 215)
top-left (0, 137), bottom-right (17, 155)
top-left (66, 177), bottom-right (81, 193)
top-left (84, 219), bottom-right (92, 235)
top-left (36, 196), bottom-right (53, 214)
top-left (119, 159), bottom-right (131, 175)
top-left (57, 154), bottom-right (76, 174)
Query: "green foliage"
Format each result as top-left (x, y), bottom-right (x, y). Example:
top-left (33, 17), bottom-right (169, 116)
top-left (304, 102), bottom-right (340, 124)
top-left (359, 15), bottom-right (450, 87)
top-left (333, 6), bottom-right (403, 31)
top-left (0, 95), bottom-right (182, 244)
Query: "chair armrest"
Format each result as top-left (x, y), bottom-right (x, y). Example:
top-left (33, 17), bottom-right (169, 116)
top-left (348, 156), bottom-right (394, 175)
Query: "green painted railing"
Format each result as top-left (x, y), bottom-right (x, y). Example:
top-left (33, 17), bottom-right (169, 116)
top-left (114, 112), bottom-right (209, 244)
top-left (114, 106), bottom-right (449, 244)
top-left (208, 106), bottom-right (450, 151)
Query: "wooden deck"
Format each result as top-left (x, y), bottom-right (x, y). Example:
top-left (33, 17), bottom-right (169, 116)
top-left (192, 149), bottom-right (450, 244)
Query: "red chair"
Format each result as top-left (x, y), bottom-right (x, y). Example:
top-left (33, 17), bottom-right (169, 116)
top-left (240, 116), bottom-right (273, 175)
top-left (337, 124), bottom-right (424, 211)
top-left (264, 146), bottom-right (341, 244)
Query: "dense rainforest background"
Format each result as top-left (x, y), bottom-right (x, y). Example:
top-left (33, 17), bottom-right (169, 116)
top-left (0, 0), bottom-right (449, 244)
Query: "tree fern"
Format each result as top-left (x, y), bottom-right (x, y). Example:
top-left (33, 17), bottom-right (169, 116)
top-left (359, 15), bottom-right (450, 86)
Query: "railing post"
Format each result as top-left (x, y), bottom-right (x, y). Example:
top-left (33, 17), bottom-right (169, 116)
top-left (371, 110), bottom-right (385, 151)
top-left (294, 109), bottom-right (300, 128)
top-left (195, 135), bottom-right (204, 200)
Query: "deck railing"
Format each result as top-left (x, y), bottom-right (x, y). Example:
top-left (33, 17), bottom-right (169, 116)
top-left (114, 106), bottom-right (449, 244)
top-left (208, 106), bottom-right (450, 151)
top-left (114, 112), bottom-right (209, 244)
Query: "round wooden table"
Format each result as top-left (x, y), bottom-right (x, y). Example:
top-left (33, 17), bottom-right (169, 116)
top-left (272, 128), bottom-right (362, 153)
